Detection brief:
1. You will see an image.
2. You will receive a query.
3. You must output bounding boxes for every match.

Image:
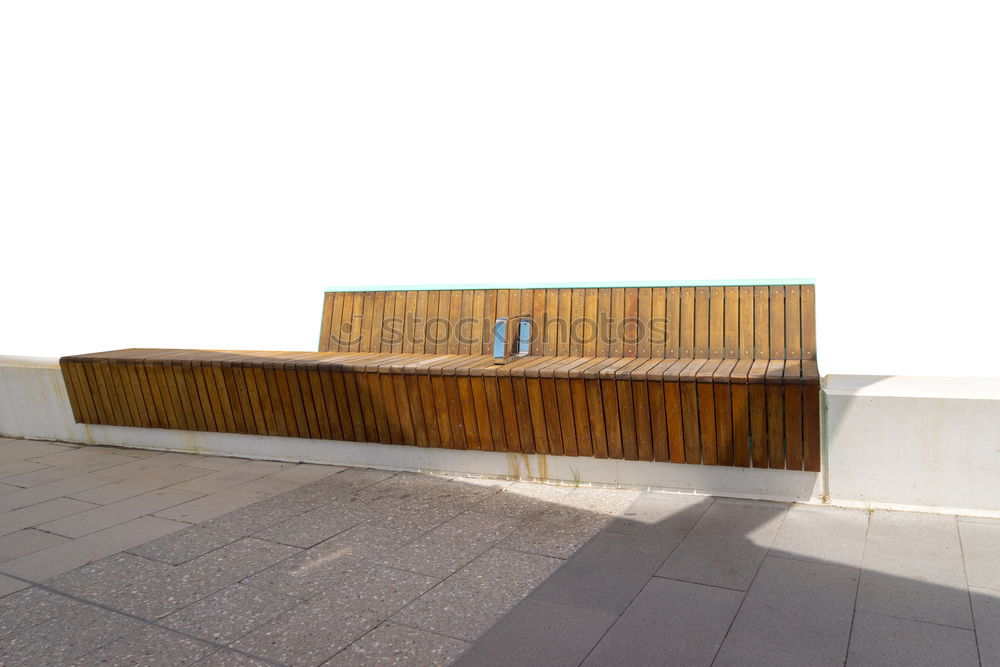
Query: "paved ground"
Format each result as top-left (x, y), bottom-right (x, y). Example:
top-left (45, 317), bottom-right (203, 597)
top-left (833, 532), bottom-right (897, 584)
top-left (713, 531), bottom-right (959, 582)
top-left (459, 494), bottom-right (1000, 667)
top-left (0, 437), bottom-right (635, 665)
top-left (0, 438), bottom-right (997, 665)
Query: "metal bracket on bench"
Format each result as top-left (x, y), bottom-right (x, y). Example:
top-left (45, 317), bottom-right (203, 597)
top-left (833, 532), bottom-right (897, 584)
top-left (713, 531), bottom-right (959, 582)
top-left (493, 314), bottom-right (531, 364)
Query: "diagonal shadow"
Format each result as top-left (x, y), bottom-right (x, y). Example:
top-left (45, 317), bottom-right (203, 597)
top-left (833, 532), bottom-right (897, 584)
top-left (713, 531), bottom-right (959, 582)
top-left (454, 486), bottom-right (991, 667)
top-left (0, 461), bottom-right (992, 667)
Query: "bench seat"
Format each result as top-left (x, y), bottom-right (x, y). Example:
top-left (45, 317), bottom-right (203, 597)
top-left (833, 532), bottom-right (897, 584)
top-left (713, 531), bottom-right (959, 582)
top-left (60, 283), bottom-right (821, 471)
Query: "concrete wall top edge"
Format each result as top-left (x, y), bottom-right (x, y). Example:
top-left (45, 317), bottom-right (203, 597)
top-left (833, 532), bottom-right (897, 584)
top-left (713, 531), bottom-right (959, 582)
top-left (824, 374), bottom-right (1000, 401)
top-left (0, 355), bottom-right (61, 370)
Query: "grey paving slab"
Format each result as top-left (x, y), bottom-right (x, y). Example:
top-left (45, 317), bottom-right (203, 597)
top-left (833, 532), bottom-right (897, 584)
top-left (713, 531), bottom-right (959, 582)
top-left (176, 537), bottom-right (302, 594)
top-left (50, 538), bottom-right (300, 619)
top-left (0, 459), bottom-right (52, 479)
top-left (28, 445), bottom-right (131, 466)
top-left (528, 530), bottom-right (668, 616)
top-left (958, 520), bottom-right (1000, 590)
top-left (0, 588), bottom-right (144, 664)
top-left (714, 637), bottom-right (845, 667)
top-left (160, 583), bottom-right (300, 644)
top-left (467, 486), bottom-right (555, 519)
top-left (172, 461), bottom-right (291, 494)
top-left (0, 439), bottom-right (74, 463)
top-left (499, 504), bottom-right (611, 559)
top-left (971, 587), bottom-right (1000, 667)
top-left (302, 467), bottom-right (397, 493)
top-left (417, 477), bottom-right (510, 509)
top-left (252, 502), bottom-right (369, 548)
top-left (132, 493), bottom-right (315, 564)
top-left (0, 573), bottom-right (29, 597)
top-left (231, 563), bottom-right (438, 665)
top-left (721, 555), bottom-right (858, 664)
top-left (47, 552), bottom-right (176, 616)
top-left (129, 523), bottom-right (250, 565)
top-left (73, 625), bottom-right (218, 666)
top-left (352, 471), bottom-right (452, 502)
top-left (958, 514), bottom-right (1000, 526)
top-left (355, 497), bottom-right (465, 545)
top-left (0, 496), bottom-right (97, 536)
top-left (154, 476), bottom-right (301, 523)
top-left (0, 481), bottom-right (19, 494)
top-left (375, 510), bottom-right (521, 578)
top-left (604, 493), bottom-right (713, 543)
top-left (40, 486), bottom-right (203, 537)
top-left (856, 510), bottom-right (973, 629)
top-left (0, 527), bottom-right (71, 561)
top-left (451, 597), bottom-right (617, 667)
top-left (769, 504), bottom-right (869, 567)
top-left (185, 455), bottom-right (258, 470)
top-left (0, 473), bottom-right (112, 514)
top-left (1, 514), bottom-right (188, 581)
top-left (325, 621), bottom-right (470, 666)
top-left (394, 547), bottom-right (561, 641)
top-left (266, 463), bottom-right (345, 484)
top-left (195, 649), bottom-right (274, 666)
top-left (2, 452), bottom-right (135, 486)
top-left (68, 464), bottom-right (214, 504)
top-left (656, 498), bottom-right (788, 591)
top-left (491, 482), bottom-right (637, 516)
top-left (846, 610), bottom-right (979, 666)
top-left (107, 447), bottom-right (163, 458)
top-left (243, 531), bottom-right (377, 600)
top-left (583, 577), bottom-right (743, 667)
top-left (95, 452), bottom-right (212, 478)
top-left (265, 469), bottom-right (393, 511)
top-left (0, 585), bottom-right (82, 635)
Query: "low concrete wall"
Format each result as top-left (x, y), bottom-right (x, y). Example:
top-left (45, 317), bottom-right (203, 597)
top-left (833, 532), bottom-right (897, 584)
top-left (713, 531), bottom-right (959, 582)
top-left (824, 374), bottom-right (1000, 516)
top-left (2, 356), bottom-right (999, 516)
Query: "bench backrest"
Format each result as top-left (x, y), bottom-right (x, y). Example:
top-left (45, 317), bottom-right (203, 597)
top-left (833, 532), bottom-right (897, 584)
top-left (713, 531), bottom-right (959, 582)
top-left (319, 283), bottom-right (815, 361)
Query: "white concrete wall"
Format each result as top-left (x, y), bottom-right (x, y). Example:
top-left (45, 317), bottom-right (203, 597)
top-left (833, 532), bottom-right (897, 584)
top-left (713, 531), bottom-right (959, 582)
top-left (824, 375), bottom-right (1000, 516)
top-left (3, 356), bottom-right (1000, 517)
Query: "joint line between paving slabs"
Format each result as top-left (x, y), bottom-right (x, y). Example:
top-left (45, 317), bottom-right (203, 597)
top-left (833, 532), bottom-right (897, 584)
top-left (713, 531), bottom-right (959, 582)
top-left (706, 505), bottom-right (791, 667)
top-left (575, 498), bottom-right (721, 666)
top-left (954, 515), bottom-right (983, 667)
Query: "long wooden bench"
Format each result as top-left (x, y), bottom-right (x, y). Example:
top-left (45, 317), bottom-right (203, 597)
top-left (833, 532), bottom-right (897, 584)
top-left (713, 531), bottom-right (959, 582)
top-left (59, 282), bottom-right (820, 471)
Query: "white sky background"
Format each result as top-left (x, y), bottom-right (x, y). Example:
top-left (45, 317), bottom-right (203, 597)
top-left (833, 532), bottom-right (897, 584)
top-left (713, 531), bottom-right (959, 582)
top-left (1, 1), bottom-right (997, 377)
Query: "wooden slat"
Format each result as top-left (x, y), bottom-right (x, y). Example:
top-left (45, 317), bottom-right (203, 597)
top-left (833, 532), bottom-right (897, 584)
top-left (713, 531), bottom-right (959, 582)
top-left (432, 290), bottom-right (450, 355)
top-left (709, 286), bottom-right (725, 358)
top-left (694, 286), bottom-right (710, 358)
top-left (610, 288), bottom-right (625, 357)
top-left (471, 289), bottom-right (486, 356)
top-left (731, 383), bottom-right (750, 467)
top-left (531, 289), bottom-right (546, 356)
top-left (482, 289), bottom-right (497, 355)
top-left (636, 288), bottom-right (652, 358)
top-left (739, 286), bottom-right (754, 359)
top-left (650, 287), bottom-right (666, 358)
top-left (801, 284), bottom-right (817, 361)
top-left (568, 288), bottom-right (585, 357)
top-left (358, 292), bottom-right (376, 354)
top-left (597, 288), bottom-right (612, 357)
top-left (583, 288), bottom-right (599, 357)
top-left (679, 287), bottom-right (695, 358)
top-left (623, 288), bottom-right (639, 357)
top-left (749, 383), bottom-right (768, 468)
top-left (541, 290), bottom-right (558, 356)
top-left (460, 290), bottom-right (476, 356)
top-left (556, 289), bottom-right (571, 356)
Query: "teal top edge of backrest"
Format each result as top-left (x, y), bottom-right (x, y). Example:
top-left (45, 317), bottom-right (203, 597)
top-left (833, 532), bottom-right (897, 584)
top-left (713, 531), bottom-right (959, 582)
top-left (325, 279), bottom-right (815, 292)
